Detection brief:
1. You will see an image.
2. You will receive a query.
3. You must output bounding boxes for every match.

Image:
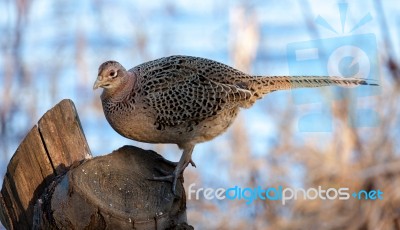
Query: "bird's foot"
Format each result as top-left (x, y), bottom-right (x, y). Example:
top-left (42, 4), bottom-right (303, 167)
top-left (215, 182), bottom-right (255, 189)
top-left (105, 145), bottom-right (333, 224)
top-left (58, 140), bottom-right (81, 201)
top-left (150, 158), bottom-right (196, 195)
top-left (151, 168), bottom-right (182, 196)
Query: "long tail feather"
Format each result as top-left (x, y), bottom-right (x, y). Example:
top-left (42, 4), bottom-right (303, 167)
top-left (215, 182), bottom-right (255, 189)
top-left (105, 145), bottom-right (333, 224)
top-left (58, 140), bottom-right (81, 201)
top-left (254, 76), bottom-right (378, 94)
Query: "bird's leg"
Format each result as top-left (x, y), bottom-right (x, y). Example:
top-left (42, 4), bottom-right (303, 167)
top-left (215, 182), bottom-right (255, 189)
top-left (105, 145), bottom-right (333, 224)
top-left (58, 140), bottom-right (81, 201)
top-left (151, 145), bottom-right (195, 195)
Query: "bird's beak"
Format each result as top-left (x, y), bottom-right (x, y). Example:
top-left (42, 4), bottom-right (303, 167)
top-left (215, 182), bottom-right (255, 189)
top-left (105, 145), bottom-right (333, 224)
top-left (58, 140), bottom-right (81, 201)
top-left (93, 76), bottom-right (102, 90)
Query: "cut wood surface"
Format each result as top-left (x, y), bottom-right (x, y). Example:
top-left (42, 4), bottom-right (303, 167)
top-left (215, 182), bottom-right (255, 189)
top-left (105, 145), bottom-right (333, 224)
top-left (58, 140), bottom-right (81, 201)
top-left (0, 99), bottom-right (192, 230)
top-left (45, 146), bottom-right (188, 229)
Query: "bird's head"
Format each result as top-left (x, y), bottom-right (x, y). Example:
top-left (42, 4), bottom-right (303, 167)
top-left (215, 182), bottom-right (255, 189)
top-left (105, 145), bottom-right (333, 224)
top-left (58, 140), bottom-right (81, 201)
top-left (93, 61), bottom-right (127, 90)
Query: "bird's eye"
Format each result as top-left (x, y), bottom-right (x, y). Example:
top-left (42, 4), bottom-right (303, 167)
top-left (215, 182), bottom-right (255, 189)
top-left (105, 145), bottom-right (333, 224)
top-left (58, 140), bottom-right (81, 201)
top-left (109, 70), bottom-right (118, 78)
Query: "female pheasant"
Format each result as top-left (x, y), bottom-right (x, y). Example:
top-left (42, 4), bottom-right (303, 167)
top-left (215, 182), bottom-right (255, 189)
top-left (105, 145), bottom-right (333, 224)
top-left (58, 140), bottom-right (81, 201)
top-left (93, 55), bottom-right (377, 194)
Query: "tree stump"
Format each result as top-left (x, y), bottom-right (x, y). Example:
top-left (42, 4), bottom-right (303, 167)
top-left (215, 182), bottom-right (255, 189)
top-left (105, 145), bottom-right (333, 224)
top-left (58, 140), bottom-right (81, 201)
top-left (0, 99), bottom-right (191, 230)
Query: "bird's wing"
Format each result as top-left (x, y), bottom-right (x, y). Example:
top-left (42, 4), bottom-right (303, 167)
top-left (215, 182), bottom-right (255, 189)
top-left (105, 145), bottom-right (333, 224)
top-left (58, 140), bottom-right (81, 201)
top-left (136, 63), bottom-right (252, 128)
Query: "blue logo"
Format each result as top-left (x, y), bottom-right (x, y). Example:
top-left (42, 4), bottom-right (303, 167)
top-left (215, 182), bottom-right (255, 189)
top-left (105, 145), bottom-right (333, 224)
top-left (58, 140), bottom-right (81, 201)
top-left (352, 189), bottom-right (383, 200)
top-left (287, 2), bottom-right (380, 132)
top-left (187, 184), bottom-right (383, 205)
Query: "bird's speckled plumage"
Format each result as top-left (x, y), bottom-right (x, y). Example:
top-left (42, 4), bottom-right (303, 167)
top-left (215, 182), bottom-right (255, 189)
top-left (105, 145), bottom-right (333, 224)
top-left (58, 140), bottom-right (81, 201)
top-left (93, 55), bottom-right (377, 193)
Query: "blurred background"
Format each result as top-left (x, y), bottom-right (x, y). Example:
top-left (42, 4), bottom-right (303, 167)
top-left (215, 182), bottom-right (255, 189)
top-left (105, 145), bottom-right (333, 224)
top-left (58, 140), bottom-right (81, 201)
top-left (1, 0), bottom-right (399, 229)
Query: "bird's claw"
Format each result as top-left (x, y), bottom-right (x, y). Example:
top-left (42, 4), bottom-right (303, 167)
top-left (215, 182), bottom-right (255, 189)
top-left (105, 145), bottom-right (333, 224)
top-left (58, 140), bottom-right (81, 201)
top-left (149, 157), bottom-right (196, 196)
top-left (151, 170), bottom-right (181, 196)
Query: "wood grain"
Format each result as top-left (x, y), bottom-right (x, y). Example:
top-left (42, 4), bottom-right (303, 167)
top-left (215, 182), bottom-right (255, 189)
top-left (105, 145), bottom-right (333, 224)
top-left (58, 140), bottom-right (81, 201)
top-left (38, 99), bottom-right (91, 175)
top-left (0, 99), bottom-right (192, 229)
top-left (49, 146), bottom-right (188, 229)
top-left (0, 99), bottom-right (91, 229)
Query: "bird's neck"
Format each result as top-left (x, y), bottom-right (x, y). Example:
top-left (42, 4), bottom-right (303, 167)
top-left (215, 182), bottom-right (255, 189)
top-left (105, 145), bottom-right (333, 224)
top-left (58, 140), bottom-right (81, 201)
top-left (101, 72), bottom-right (136, 102)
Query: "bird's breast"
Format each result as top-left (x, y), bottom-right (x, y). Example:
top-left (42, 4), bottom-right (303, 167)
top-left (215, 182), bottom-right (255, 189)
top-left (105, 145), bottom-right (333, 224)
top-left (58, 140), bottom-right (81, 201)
top-left (102, 102), bottom-right (158, 142)
top-left (102, 99), bottom-right (241, 146)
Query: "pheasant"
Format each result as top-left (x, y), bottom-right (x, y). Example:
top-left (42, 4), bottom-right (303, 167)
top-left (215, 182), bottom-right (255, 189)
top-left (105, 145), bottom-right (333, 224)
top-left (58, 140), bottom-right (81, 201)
top-left (93, 55), bottom-right (377, 194)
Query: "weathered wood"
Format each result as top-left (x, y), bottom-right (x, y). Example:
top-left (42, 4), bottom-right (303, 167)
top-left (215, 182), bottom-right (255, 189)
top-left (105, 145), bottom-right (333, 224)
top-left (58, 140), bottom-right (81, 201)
top-left (0, 99), bottom-right (92, 229)
top-left (38, 100), bottom-right (91, 175)
top-left (39, 146), bottom-right (189, 229)
top-left (0, 126), bottom-right (54, 229)
top-left (0, 99), bottom-right (192, 229)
